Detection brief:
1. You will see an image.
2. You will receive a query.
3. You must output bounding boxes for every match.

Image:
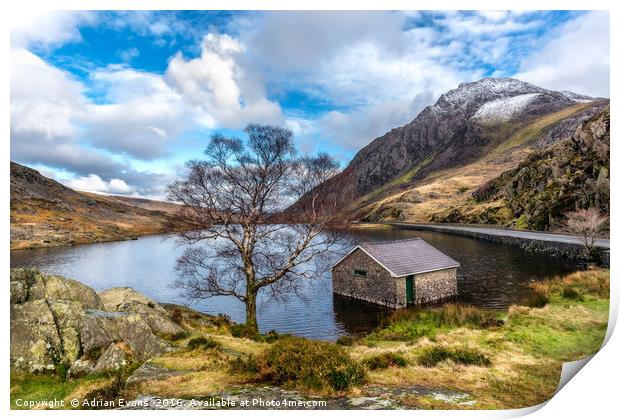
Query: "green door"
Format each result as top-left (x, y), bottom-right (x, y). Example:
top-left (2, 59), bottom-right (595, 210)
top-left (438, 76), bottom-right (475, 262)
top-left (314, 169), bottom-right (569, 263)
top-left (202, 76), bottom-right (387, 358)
top-left (405, 275), bottom-right (414, 304)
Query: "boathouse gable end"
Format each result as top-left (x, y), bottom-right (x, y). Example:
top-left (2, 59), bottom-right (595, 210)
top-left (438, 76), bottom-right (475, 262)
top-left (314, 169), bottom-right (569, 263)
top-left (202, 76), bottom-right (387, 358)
top-left (331, 247), bottom-right (407, 309)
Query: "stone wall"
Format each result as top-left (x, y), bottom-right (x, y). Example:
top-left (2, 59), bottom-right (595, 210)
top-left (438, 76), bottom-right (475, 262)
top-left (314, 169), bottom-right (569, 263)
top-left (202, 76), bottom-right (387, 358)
top-left (332, 249), bottom-right (407, 308)
top-left (414, 268), bottom-right (457, 305)
top-left (389, 222), bottom-right (609, 267)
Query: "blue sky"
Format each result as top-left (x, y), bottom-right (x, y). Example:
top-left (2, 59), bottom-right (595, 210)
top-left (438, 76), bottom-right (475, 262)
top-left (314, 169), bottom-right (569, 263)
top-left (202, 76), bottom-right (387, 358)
top-left (10, 10), bottom-right (609, 198)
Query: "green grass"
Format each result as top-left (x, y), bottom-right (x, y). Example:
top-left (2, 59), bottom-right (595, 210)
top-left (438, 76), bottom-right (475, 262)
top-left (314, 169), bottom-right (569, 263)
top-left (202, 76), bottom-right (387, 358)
top-left (504, 299), bottom-right (608, 360)
top-left (365, 304), bottom-right (502, 342)
top-left (11, 372), bottom-right (77, 409)
top-left (417, 346), bottom-right (491, 367)
top-left (187, 336), bottom-right (221, 350)
top-left (10, 369), bottom-right (126, 410)
top-left (363, 352), bottom-right (408, 370)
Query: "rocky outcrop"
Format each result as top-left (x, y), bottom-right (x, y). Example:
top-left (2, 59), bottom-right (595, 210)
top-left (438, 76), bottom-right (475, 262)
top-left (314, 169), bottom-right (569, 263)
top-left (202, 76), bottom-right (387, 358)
top-left (10, 267), bottom-right (104, 308)
top-left (10, 300), bottom-right (63, 371)
top-left (471, 107), bottom-right (610, 230)
top-left (99, 288), bottom-right (184, 337)
top-left (10, 269), bottom-right (181, 375)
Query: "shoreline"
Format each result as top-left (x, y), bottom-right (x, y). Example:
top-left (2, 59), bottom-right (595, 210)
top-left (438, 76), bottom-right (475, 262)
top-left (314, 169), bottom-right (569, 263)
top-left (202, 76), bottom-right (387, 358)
top-left (10, 268), bottom-right (610, 410)
top-left (10, 229), bottom-right (172, 252)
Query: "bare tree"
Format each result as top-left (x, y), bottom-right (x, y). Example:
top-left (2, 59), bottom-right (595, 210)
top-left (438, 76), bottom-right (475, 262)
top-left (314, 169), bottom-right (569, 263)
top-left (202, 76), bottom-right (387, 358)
top-left (167, 124), bottom-right (347, 334)
top-left (564, 208), bottom-right (608, 259)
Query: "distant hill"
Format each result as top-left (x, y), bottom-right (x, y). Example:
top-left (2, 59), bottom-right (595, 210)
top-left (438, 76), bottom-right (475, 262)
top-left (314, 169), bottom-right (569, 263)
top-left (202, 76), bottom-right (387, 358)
top-left (295, 77), bottom-right (608, 227)
top-left (10, 162), bottom-right (180, 249)
top-left (81, 192), bottom-right (182, 216)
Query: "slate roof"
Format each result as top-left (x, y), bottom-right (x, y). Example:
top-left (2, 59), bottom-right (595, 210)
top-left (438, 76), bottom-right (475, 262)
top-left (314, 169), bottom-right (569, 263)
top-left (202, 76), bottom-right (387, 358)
top-left (335, 238), bottom-right (460, 277)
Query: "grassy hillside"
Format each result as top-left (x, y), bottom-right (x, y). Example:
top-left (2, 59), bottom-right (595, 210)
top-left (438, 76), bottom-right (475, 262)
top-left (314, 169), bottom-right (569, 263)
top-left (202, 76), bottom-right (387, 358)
top-left (10, 162), bottom-right (179, 250)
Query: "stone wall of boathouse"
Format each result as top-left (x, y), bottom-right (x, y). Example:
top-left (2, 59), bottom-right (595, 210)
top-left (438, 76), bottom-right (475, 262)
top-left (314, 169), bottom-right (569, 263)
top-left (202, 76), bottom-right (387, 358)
top-left (414, 268), bottom-right (458, 305)
top-left (332, 248), bottom-right (407, 309)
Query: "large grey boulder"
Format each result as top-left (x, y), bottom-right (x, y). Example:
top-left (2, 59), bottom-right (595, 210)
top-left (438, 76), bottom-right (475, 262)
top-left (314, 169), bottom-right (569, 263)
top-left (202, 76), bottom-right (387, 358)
top-left (10, 268), bottom-right (104, 310)
top-left (10, 268), bottom-right (180, 376)
top-left (68, 311), bottom-right (171, 377)
top-left (10, 300), bottom-right (62, 372)
top-left (99, 287), bottom-right (184, 336)
top-left (81, 311), bottom-right (171, 360)
top-left (93, 343), bottom-right (130, 371)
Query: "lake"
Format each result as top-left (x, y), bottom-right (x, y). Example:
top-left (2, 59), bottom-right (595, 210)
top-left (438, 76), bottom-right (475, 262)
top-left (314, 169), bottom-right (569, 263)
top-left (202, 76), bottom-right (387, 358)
top-left (10, 227), bottom-right (582, 340)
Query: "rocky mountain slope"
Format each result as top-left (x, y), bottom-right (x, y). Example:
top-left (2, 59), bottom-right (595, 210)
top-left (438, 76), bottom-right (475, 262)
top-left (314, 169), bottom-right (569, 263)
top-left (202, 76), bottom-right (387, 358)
top-left (306, 78), bottom-right (608, 225)
top-left (451, 107), bottom-right (610, 230)
top-left (10, 162), bottom-right (179, 249)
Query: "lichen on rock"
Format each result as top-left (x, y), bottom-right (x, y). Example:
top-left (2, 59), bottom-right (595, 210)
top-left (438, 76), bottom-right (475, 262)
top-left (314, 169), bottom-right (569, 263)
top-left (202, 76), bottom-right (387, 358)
top-left (10, 268), bottom-right (182, 376)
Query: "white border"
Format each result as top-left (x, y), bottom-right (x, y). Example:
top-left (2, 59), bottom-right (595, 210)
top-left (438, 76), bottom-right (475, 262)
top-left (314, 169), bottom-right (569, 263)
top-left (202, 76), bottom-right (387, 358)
top-left (2, 1), bottom-right (616, 419)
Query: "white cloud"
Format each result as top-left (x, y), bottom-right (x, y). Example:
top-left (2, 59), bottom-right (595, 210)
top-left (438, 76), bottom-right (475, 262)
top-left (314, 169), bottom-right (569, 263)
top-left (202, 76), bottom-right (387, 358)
top-left (315, 92), bottom-right (436, 151)
top-left (86, 66), bottom-right (197, 159)
top-left (237, 11), bottom-right (407, 74)
top-left (65, 174), bottom-right (135, 194)
top-left (440, 13), bottom-right (541, 36)
top-left (10, 47), bottom-right (177, 197)
top-left (165, 33), bottom-right (283, 128)
top-left (10, 11), bottom-right (95, 48)
top-left (117, 47), bottom-right (140, 62)
top-left (515, 11), bottom-right (609, 97)
top-left (10, 48), bottom-right (86, 141)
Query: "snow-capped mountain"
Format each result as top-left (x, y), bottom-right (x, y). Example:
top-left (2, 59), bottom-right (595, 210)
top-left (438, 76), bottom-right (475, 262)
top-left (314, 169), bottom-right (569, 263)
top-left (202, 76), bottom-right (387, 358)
top-left (295, 78), bottom-right (607, 216)
top-left (471, 93), bottom-right (543, 123)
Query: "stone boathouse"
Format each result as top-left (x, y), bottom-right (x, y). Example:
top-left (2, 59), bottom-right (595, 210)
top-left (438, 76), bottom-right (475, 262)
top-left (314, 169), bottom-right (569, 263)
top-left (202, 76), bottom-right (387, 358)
top-left (331, 238), bottom-right (460, 309)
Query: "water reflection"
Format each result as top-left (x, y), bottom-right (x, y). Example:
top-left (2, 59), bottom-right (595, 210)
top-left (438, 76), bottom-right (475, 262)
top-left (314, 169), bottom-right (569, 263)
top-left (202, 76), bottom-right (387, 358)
top-left (10, 228), bottom-right (582, 340)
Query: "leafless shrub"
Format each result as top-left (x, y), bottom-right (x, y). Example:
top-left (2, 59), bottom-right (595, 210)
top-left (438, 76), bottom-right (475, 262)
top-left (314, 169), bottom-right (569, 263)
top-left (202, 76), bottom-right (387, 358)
top-left (564, 208), bottom-right (608, 259)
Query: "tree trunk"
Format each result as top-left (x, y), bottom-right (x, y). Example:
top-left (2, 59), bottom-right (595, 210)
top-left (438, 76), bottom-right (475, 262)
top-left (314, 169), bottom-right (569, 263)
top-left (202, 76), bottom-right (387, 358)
top-left (245, 291), bottom-right (259, 334)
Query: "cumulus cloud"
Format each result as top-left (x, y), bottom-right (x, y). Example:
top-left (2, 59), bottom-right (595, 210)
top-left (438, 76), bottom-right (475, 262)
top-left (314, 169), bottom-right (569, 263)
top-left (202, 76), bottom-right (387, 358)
top-left (65, 174), bottom-right (135, 194)
top-left (165, 33), bottom-right (283, 128)
top-left (237, 11), bottom-right (407, 75)
top-left (10, 48), bottom-right (86, 141)
top-left (10, 47), bottom-right (177, 197)
top-left (87, 66), bottom-right (197, 159)
top-left (9, 10), bottom-right (611, 198)
top-left (515, 11), bottom-right (610, 97)
top-left (10, 10), bottom-right (96, 48)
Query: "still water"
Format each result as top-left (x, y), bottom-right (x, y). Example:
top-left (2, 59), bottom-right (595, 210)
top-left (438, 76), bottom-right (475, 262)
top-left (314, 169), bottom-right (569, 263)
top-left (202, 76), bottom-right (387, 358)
top-left (10, 228), bottom-right (582, 340)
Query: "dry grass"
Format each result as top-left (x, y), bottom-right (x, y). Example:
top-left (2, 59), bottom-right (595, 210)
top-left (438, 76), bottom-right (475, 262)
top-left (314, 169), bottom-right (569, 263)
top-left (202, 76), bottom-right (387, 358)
top-left (134, 371), bottom-right (237, 399)
top-left (152, 348), bottom-right (229, 372)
